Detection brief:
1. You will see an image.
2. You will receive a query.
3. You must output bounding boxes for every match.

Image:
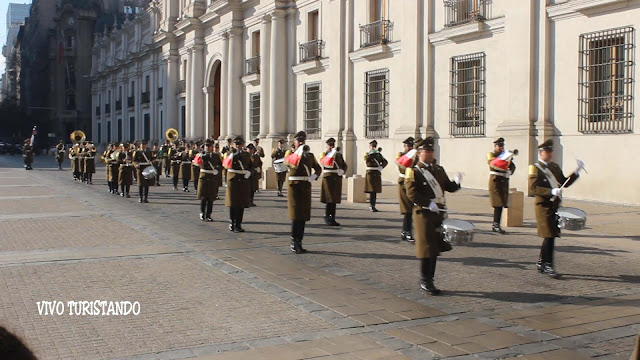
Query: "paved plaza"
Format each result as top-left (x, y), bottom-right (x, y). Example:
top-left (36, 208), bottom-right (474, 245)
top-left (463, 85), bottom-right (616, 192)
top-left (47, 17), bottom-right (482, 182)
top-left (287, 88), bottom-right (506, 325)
top-left (0, 155), bottom-right (638, 360)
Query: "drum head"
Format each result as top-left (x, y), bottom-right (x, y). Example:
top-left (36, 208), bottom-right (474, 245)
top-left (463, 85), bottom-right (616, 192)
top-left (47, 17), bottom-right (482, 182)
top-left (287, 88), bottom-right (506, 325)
top-left (557, 207), bottom-right (586, 219)
top-left (443, 219), bottom-right (475, 231)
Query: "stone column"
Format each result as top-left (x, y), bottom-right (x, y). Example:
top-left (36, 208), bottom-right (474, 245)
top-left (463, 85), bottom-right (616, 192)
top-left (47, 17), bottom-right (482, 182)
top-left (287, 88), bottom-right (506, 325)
top-left (219, 32), bottom-right (229, 140)
top-left (186, 48), bottom-right (193, 138)
top-left (202, 86), bottom-right (214, 137)
top-left (165, 54), bottom-right (179, 131)
top-left (286, 8), bottom-right (297, 135)
top-left (268, 9), bottom-right (287, 138)
top-left (191, 44), bottom-right (205, 139)
top-left (259, 16), bottom-right (271, 138)
top-left (227, 27), bottom-right (243, 138)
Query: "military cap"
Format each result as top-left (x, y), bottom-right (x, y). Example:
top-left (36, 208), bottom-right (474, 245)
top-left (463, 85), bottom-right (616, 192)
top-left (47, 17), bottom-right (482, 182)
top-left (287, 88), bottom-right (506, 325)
top-left (493, 137), bottom-right (505, 146)
top-left (108, 142), bottom-right (114, 146)
top-left (326, 137), bottom-right (336, 145)
top-left (227, 138), bottom-right (233, 142)
top-left (123, 143), bottom-right (130, 148)
top-left (369, 140), bottom-right (378, 146)
top-left (254, 138), bottom-right (260, 142)
top-left (153, 141), bottom-right (158, 146)
top-left (294, 131), bottom-right (307, 141)
top-left (278, 139), bottom-right (285, 144)
top-left (214, 142), bottom-right (220, 148)
top-left (416, 137), bottom-right (435, 151)
top-left (538, 139), bottom-right (553, 151)
top-left (141, 140), bottom-right (148, 145)
top-left (204, 139), bottom-right (213, 146)
top-left (403, 137), bottom-right (415, 146)
top-left (246, 143), bottom-right (256, 150)
top-left (233, 136), bottom-right (245, 145)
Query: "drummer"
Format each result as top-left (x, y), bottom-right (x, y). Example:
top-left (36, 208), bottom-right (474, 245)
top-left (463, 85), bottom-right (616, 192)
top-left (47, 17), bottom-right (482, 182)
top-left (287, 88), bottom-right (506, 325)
top-left (405, 137), bottom-right (461, 295)
top-left (528, 140), bottom-right (584, 278)
top-left (271, 139), bottom-right (287, 197)
top-left (132, 140), bottom-right (156, 203)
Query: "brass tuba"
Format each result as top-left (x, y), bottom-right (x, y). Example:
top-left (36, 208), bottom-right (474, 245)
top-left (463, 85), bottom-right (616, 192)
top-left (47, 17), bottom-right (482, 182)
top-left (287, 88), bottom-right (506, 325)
top-left (165, 128), bottom-right (179, 142)
top-left (70, 130), bottom-right (86, 144)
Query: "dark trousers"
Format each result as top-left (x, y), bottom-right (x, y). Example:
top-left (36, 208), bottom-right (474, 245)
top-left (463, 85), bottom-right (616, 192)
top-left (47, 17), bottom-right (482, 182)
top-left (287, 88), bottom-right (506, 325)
top-left (402, 212), bottom-right (412, 233)
top-left (120, 184), bottom-right (130, 194)
top-left (325, 203), bottom-right (336, 217)
top-left (193, 177), bottom-right (199, 191)
top-left (173, 175), bottom-right (179, 188)
top-left (229, 207), bottom-right (244, 226)
top-left (420, 257), bottom-right (438, 282)
top-left (200, 199), bottom-right (213, 216)
top-left (182, 178), bottom-right (189, 189)
top-left (540, 237), bottom-right (555, 264)
top-left (369, 192), bottom-right (377, 207)
top-left (138, 185), bottom-right (149, 199)
top-left (493, 207), bottom-right (503, 225)
top-left (291, 220), bottom-right (306, 240)
top-left (277, 180), bottom-right (284, 193)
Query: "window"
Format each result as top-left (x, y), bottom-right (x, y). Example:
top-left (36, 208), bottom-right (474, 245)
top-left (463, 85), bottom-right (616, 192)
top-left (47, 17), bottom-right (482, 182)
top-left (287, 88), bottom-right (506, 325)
top-left (370, 0), bottom-right (386, 21)
top-left (130, 81), bottom-right (135, 94)
top-left (117, 119), bottom-right (122, 142)
top-left (144, 114), bottom-right (150, 140)
top-left (304, 82), bottom-right (322, 139)
top-left (107, 121), bottom-right (112, 142)
top-left (65, 34), bottom-right (74, 49)
top-left (444, 0), bottom-right (491, 28)
top-left (249, 92), bottom-right (260, 139)
top-left (450, 52), bottom-right (485, 137)
top-left (252, 31), bottom-right (260, 57)
top-left (308, 10), bottom-right (319, 41)
top-left (579, 26), bottom-right (634, 133)
top-left (129, 117), bottom-right (135, 142)
top-left (364, 69), bottom-right (389, 138)
top-left (97, 123), bottom-right (101, 144)
top-left (145, 75), bottom-right (150, 92)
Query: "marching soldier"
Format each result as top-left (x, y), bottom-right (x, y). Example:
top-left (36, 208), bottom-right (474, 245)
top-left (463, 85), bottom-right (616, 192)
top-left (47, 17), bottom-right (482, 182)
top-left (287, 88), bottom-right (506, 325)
top-left (221, 137), bottom-right (233, 185)
top-left (320, 138), bottom-right (347, 226)
top-left (190, 142), bottom-right (201, 191)
top-left (364, 140), bottom-right (388, 212)
top-left (22, 140), bottom-right (34, 170)
top-left (271, 139), bottom-right (287, 197)
top-left (161, 140), bottom-right (171, 177)
top-left (285, 131), bottom-right (322, 254)
top-left (529, 140), bottom-right (584, 278)
top-left (70, 144), bottom-right (80, 180)
top-left (246, 143), bottom-right (262, 207)
top-left (405, 138), bottom-right (461, 295)
top-left (223, 136), bottom-right (253, 232)
top-left (253, 138), bottom-right (265, 158)
top-left (179, 143), bottom-right (192, 192)
top-left (197, 139), bottom-right (223, 221)
top-left (151, 142), bottom-right (162, 186)
top-left (117, 143), bottom-right (134, 198)
top-left (80, 141), bottom-right (88, 182)
top-left (213, 142), bottom-right (223, 199)
top-left (55, 141), bottom-right (65, 170)
top-left (169, 143), bottom-right (181, 191)
top-left (83, 142), bottom-right (97, 184)
top-left (396, 137), bottom-right (417, 242)
top-left (487, 137), bottom-right (516, 233)
top-left (108, 143), bottom-right (120, 195)
top-left (132, 140), bottom-right (156, 203)
top-left (101, 144), bottom-right (110, 188)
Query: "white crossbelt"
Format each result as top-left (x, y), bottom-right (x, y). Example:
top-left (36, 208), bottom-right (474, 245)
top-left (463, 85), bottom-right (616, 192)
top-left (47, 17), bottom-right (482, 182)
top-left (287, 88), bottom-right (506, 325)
top-left (227, 169), bottom-right (248, 174)
top-left (137, 162), bottom-right (152, 166)
top-left (288, 176), bottom-right (309, 181)
top-left (182, 161), bottom-right (192, 164)
top-left (200, 169), bottom-right (217, 174)
top-left (84, 157), bottom-right (95, 160)
top-left (323, 169), bottom-right (339, 174)
top-left (120, 164), bottom-right (133, 167)
top-left (489, 171), bottom-right (509, 178)
top-left (366, 167), bottom-right (380, 171)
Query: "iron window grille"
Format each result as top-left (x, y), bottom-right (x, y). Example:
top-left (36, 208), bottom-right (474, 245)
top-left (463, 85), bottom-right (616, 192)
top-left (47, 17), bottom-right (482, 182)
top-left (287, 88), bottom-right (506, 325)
top-left (450, 52), bottom-right (486, 137)
top-left (96, 106), bottom-right (101, 116)
top-left (116, 100), bottom-right (122, 111)
top-left (105, 103), bottom-right (111, 114)
top-left (365, 69), bottom-right (390, 139)
top-left (578, 26), bottom-right (635, 134)
top-left (360, 20), bottom-right (393, 48)
top-left (299, 40), bottom-right (325, 63)
top-left (127, 96), bottom-right (135, 108)
top-left (304, 82), bottom-right (322, 139)
top-left (245, 56), bottom-right (260, 75)
top-left (141, 91), bottom-right (150, 105)
top-left (444, 0), bottom-right (492, 28)
top-left (249, 92), bottom-right (261, 139)
top-left (157, 87), bottom-right (163, 100)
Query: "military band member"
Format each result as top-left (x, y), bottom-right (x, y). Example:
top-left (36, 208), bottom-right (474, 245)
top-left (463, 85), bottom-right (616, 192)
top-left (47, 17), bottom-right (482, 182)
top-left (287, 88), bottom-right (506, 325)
top-left (364, 140), bottom-right (388, 212)
top-left (487, 137), bottom-right (516, 234)
top-left (22, 140), bottom-right (34, 170)
top-left (190, 143), bottom-right (201, 191)
top-left (179, 144), bottom-right (192, 192)
top-left (132, 140), bottom-right (156, 203)
top-left (100, 144), bottom-right (111, 189)
top-left (79, 141), bottom-right (88, 182)
top-left (151, 142), bottom-right (162, 186)
top-left (285, 131), bottom-right (322, 254)
top-left (253, 138), bottom-right (265, 158)
top-left (55, 141), bottom-right (65, 170)
top-left (117, 143), bottom-right (134, 198)
top-left (320, 138), bottom-right (347, 226)
top-left (83, 142), bottom-right (97, 184)
top-left (70, 144), bottom-right (80, 180)
top-left (405, 138), bottom-right (461, 295)
top-left (161, 140), bottom-right (171, 177)
top-left (247, 143), bottom-right (262, 207)
top-left (197, 140), bottom-right (223, 221)
top-left (397, 137), bottom-right (417, 242)
top-left (272, 139), bottom-right (287, 197)
top-left (221, 137), bottom-right (233, 185)
top-left (224, 136), bottom-right (253, 232)
top-left (168, 143), bottom-right (181, 190)
top-left (108, 143), bottom-right (120, 195)
top-left (529, 140), bottom-right (583, 278)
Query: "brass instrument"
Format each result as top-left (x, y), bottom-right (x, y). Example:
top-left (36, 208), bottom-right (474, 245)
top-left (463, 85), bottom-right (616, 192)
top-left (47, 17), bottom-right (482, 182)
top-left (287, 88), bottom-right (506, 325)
top-left (165, 128), bottom-right (179, 142)
top-left (70, 130), bottom-right (86, 144)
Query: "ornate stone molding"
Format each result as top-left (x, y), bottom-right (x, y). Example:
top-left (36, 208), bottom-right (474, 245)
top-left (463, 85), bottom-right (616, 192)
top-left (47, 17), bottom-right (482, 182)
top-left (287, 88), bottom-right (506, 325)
top-left (429, 17), bottom-right (505, 46)
top-left (348, 41), bottom-right (401, 63)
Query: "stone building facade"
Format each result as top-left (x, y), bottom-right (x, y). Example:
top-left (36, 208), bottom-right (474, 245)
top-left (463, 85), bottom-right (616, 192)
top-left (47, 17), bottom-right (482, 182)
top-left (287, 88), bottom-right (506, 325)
top-left (91, 0), bottom-right (640, 204)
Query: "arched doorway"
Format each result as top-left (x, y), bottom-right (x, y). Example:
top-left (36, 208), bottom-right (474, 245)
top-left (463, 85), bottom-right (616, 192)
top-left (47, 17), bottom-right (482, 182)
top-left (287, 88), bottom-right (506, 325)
top-left (206, 60), bottom-right (222, 139)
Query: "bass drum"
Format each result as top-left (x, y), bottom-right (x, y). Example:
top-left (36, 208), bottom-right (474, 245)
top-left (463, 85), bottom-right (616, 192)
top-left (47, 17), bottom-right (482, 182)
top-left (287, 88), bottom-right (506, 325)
top-left (273, 158), bottom-right (288, 173)
top-left (442, 219), bottom-right (475, 246)
top-left (142, 166), bottom-right (158, 180)
top-left (557, 207), bottom-right (587, 230)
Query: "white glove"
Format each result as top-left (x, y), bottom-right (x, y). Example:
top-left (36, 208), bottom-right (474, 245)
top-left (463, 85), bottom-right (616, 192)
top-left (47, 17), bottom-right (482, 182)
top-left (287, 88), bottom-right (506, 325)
top-left (308, 173), bottom-right (318, 182)
top-left (337, 169), bottom-right (345, 176)
top-left (551, 188), bottom-right (563, 198)
top-left (244, 171), bottom-right (251, 179)
top-left (377, 166), bottom-right (383, 172)
top-left (256, 167), bottom-right (261, 173)
top-left (506, 170), bottom-right (512, 177)
top-left (453, 172), bottom-right (463, 185)
top-left (427, 202), bottom-right (440, 213)
top-left (212, 169), bottom-right (219, 176)
top-left (574, 159), bottom-right (586, 175)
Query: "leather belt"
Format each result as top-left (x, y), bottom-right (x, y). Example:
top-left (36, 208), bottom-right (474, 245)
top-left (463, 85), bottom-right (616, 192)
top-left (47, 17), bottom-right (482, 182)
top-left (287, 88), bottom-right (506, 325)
top-left (227, 169), bottom-right (247, 174)
top-left (288, 176), bottom-right (309, 181)
top-left (366, 167), bottom-right (380, 171)
top-left (182, 161), bottom-right (192, 164)
top-left (171, 160), bottom-right (180, 163)
top-left (200, 169), bottom-right (217, 174)
top-left (120, 164), bottom-right (133, 167)
top-left (84, 157), bottom-right (95, 160)
top-left (323, 169), bottom-right (339, 173)
top-left (137, 162), bottom-right (152, 166)
top-left (490, 171), bottom-right (509, 178)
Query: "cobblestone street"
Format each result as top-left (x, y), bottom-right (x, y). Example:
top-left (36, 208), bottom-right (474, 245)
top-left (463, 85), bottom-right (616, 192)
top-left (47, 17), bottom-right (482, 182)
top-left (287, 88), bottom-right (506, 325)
top-left (0, 155), bottom-right (638, 360)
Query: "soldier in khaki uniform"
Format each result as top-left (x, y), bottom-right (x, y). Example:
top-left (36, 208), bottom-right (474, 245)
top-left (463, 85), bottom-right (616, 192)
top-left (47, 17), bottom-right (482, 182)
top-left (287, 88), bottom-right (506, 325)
top-left (117, 143), bottom-right (134, 198)
top-left (70, 144), bottom-right (81, 180)
top-left (55, 141), bottom-right (65, 170)
top-left (190, 142), bottom-right (201, 191)
top-left (213, 142), bottom-right (223, 199)
top-left (103, 143), bottom-right (120, 195)
top-left (405, 138), bottom-right (461, 295)
top-left (168, 143), bottom-right (181, 190)
top-left (246, 143), bottom-right (262, 207)
top-left (22, 140), bottom-right (34, 170)
top-left (100, 144), bottom-right (111, 189)
top-left (151, 142), bottom-right (162, 186)
top-left (397, 137), bottom-right (417, 242)
top-left (285, 131), bottom-right (322, 254)
top-left (224, 136), bottom-right (253, 232)
top-left (132, 140), bottom-right (156, 203)
top-left (528, 140), bottom-right (583, 278)
top-left (487, 137), bottom-right (516, 233)
top-left (271, 139), bottom-right (287, 196)
top-left (83, 142), bottom-right (97, 184)
top-left (320, 138), bottom-right (347, 226)
top-left (197, 140), bottom-right (223, 221)
top-left (161, 140), bottom-right (171, 177)
top-left (364, 140), bottom-right (388, 212)
top-left (179, 143), bottom-right (192, 192)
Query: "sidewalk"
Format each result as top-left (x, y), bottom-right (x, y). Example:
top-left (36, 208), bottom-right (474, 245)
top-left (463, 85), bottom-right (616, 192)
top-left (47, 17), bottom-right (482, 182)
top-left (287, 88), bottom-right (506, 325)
top-left (0, 155), bottom-right (637, 360)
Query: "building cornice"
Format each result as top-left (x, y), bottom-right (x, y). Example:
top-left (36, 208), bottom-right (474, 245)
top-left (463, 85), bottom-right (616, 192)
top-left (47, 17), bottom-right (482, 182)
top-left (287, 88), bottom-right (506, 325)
top-left (547, 0), bottom-right (639, 21)
top-left (348, 41), bottom-right (402, 63)
top-left (428, 17), bottom-right (505, 46)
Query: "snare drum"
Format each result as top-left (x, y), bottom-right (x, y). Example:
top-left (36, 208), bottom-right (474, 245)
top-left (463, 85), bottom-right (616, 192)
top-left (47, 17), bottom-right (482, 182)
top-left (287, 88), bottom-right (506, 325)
top-left (142, 166), bottom-right (158, 180)
top-left (442, 219), bottom-right (474, 245)
top-left (556, 207), bottom-right (587, 230)
top-left (273, 158), bottom-right (288, 173)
